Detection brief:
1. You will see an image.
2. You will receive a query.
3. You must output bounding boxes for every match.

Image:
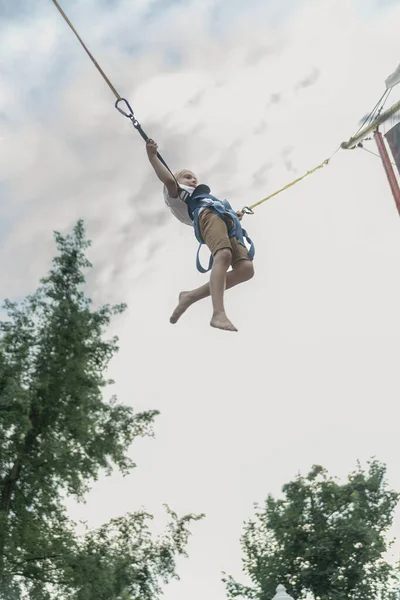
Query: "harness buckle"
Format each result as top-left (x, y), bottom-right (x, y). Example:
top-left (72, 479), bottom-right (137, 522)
top-left (179, 188), bottom-right (190, 202)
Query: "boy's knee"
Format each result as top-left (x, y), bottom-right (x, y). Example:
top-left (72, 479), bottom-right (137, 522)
top-left (236, 259), bottom-right (255, 281)
top-left (214, 248), bottom-right (232, 266)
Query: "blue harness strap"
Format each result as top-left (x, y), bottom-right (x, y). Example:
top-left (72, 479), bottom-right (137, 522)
top-left (184, 187), bottom-right (255, 273)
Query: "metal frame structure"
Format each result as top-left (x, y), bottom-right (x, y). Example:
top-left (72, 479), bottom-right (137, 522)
top-left (341, 99), bottom-right (400, 215)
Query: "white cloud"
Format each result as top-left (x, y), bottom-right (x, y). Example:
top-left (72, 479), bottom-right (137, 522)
top-left (2, 1), bottom-right (400, 599)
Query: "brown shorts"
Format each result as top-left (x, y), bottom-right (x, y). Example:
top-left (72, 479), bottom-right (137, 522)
top-left (198, 208), bottom-right (250, 266)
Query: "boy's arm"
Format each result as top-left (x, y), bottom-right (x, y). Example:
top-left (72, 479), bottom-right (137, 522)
top-left (146, 139), bottom-right (178, 198)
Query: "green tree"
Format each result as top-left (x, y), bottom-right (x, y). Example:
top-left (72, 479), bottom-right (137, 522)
top-left (0, 221), bottom-right (203, 599)
top-left (224, 460), bottom-right (400, 600)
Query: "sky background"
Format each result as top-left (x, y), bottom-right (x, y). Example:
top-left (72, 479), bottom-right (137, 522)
top-left (1, 1), bottom-right (400, 599)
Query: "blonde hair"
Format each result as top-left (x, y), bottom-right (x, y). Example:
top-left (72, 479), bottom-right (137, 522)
top-left (163, 169), bottom-right (197, 196)
top-left (174, 169), bottom-right (197, 182)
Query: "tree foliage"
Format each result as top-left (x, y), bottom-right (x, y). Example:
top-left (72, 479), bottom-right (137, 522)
top-left (0, 221), bottom-right (203, 599)
top-left (224, 460), bottom-right (400, 600)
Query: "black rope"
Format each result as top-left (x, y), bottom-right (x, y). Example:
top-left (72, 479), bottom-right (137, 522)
top-left (115, 98), bottom-right (175, 177)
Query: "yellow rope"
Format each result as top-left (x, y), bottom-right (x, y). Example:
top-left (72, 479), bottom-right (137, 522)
top-left (51, 0), bottom-right (122, 101)
top-left (248, 158), bottom-right (330, 211)
top-left (51, 0), bottom-right (334, 213)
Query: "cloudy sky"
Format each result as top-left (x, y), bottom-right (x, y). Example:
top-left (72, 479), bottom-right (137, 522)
top-left (1, 0), bottom-right (400, 599)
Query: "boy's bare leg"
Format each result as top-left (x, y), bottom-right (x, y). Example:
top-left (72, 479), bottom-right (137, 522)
top-left (207, 249), bottom-right (236, 331)
top-left (170, 256), bottom-right (254, 327)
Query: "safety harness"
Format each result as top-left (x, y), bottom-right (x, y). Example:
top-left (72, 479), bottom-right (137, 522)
top-left (181, 184), bottom-right (255, 273)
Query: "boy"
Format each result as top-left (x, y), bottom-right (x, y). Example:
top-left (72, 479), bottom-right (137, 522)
top-left (146, 138), bottom-right (255, 332)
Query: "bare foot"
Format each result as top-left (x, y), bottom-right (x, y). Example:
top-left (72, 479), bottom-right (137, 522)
top-left (170, 292), bottom-right (193, 324)
top-left (210, 312), bottom-right (238, 332)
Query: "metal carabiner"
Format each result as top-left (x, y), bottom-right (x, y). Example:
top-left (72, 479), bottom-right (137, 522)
top-left (115, 97), bottom-right (134, 117)
top-left (241, 206), bottom-right (254, 215)
top-left (115, 97), bottom-right (141, 129)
